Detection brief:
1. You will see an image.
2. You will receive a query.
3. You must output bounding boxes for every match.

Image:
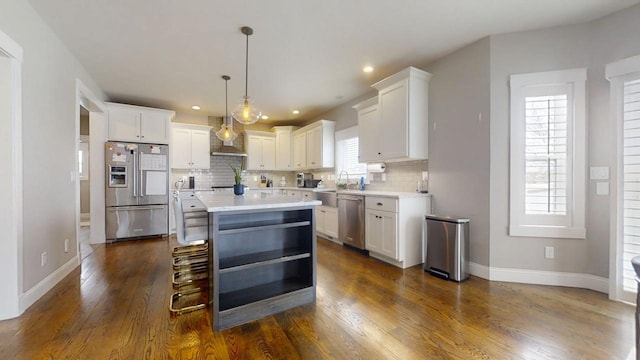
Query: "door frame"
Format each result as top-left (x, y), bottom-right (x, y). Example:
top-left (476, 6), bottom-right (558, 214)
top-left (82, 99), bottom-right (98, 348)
top-left (75, 79), bottom-right (105, 249)
top-left (0, 28), bottom-right (24, 320)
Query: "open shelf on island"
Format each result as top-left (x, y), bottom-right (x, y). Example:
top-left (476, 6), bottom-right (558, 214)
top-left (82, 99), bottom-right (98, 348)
top-left (219, 248), bottom-right (311, 273)
top-left (210, 204), bottom-right (317, 331)
top-left (219, 277), bottom-right (312, 311)
top-left (218, 220), bottom-right (310, 235)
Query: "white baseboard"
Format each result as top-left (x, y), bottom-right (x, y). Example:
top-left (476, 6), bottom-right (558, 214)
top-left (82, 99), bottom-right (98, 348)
top-left (488, 266), bottom-right (609, 293)
top-left (468, 262), bottom-right (490, 279)
top-left (467, 262), bottom-right (608, 293)
top-left (19, 256), bottom-right (80, 313)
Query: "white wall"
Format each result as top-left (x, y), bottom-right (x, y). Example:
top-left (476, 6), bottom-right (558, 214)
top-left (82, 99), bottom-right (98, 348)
top-left (424, 37), bottom-right (491, 267)
top-left (0, 0), bottom-right (104, 314)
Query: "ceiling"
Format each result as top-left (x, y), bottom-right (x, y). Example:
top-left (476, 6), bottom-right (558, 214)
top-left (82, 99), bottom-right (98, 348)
top-left (28, 0), bottom-right (639, 122)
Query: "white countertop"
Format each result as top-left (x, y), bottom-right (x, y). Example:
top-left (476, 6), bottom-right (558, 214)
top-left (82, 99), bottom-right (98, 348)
top-left (337, 189), bottom-right (431, 198)
top-left (196, 191), bottom-right (321, 212)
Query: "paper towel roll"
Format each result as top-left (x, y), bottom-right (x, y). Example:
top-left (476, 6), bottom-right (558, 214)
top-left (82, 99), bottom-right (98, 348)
top-left (367, 163), bottom-right (386, 173)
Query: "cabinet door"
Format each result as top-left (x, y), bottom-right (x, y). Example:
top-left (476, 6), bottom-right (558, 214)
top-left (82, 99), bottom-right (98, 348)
top-left (246, 135), bottom-right (263, 170)
top-left (140, 110), bottom-right (169, 144)
top-left (171, 127), bottom-right (192, 168)
top-left (324, 206), bottom-right (338, 239)
top-left (190, 129), bottom-right (211, 169)
top-left (293, 132), bottom-right (307, 169)
top-left (379, 211), bottom-right (399, 260)
top-left (306, 126), bottom-right (322, 168)
top-left (262, 136), bottom-right (276, 170)
top-left (275, 130), bottom-right (293, 170)
top-left (378, 80), bottom-right (408, 159)
top-left (365, 210), bottom-right (382, 252)
top-left (358, 105), bottom-right (380, 163)
top-left (108, 108), bottom-right (140, 142)
top-left (316, 206), bottom-right (327, 234)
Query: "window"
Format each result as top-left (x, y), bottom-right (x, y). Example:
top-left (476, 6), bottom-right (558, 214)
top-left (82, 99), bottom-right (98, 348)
top-left (335, 126), bottom-right (367, 182)
top-left (622, 78), bottom-right (640, 293)
top-left (606, 53), bottom-right (640, 302)
top-left (509, 68), bottom-right (586, 239)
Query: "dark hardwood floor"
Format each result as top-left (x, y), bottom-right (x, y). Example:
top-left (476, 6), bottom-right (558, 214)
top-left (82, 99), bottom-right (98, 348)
top-left (0, 236), bottom-right (635, 359)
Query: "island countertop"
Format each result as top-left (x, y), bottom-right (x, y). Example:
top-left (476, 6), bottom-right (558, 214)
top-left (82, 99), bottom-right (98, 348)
top-left (196, 191), bottom-right (321, 212)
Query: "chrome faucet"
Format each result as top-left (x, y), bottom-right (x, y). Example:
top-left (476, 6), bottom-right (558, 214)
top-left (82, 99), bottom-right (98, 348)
top-left (338, 170), bottom-right (350, 189)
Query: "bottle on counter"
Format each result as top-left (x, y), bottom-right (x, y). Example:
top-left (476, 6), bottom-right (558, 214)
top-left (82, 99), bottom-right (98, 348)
top-left (359, 177), bottom-right (365, 191)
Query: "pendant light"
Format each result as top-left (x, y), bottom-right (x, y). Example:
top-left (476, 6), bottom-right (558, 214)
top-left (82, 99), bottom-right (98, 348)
top-left (232, 26), bottom-right (260, 125)
top-left (215, 75), bottom-right (238, 142)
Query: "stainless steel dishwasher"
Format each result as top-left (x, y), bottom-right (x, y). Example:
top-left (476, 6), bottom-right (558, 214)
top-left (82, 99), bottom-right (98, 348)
top-left (337, 194), bottom-right (365, 249)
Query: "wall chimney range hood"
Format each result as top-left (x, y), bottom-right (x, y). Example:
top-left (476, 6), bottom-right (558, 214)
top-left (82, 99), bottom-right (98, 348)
top-left (211, 148), bottom-right (247, 157)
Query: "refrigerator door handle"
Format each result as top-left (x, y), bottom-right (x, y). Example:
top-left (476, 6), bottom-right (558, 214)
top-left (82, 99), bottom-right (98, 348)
top-left (132, 150), bottom-right (138, 198)
top-left (107, 205), bottom-right (166, 211)
top-left (140, 151), bottom-right (145, 197)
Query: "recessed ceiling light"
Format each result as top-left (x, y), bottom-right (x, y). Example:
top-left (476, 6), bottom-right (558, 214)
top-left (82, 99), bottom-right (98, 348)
top-left (191, 105), bottom-right (201, 110)
top-left (292, 110), bottom-right (300, 115)
top-left (363, 66), bottom-right (374, 73)
top-left (261, 115), bottom-right (269, 120)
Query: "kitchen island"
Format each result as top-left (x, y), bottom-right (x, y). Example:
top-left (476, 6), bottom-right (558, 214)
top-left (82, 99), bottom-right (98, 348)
top-left (196, 191), bottom-right (321, 331)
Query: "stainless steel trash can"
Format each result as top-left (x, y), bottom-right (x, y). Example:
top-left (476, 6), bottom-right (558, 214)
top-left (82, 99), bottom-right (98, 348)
top-left (423, 214), bottom-right (469, 282)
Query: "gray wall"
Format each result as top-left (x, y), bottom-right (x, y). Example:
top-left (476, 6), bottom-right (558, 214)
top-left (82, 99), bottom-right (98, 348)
top-left (488, 4), bottom-right (640, 277)
top-left (0, 0), bottom-right (104, 291)
top-left (424, 37), bottom-right (491, 267)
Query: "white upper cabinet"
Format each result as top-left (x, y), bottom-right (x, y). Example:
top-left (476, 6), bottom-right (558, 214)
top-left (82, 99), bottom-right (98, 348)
top-left (353, 97), bottom-right (379, 163)
top-left (273, 126), bottom-right (299, 171)
top-left (106, 102), bottom-right (174, 144)
top-left (359, 67), bottom-right (431, 162)
top-left (293, 120), bottom-right (335, 170)
top-left (245, 131), bottom-right (276, 170)
top-left (171, 123), bottom-right (211, 169)
top-left (293, 132), bottom-right (307, 169)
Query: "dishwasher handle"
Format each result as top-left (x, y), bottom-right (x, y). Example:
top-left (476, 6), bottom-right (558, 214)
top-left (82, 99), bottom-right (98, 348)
top-left (337, 195), bottom-right (364, 202)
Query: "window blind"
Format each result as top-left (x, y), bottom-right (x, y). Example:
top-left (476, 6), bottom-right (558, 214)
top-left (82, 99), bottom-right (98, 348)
top-left (524, 95), bottom-right (568, 215)
top-left (623, 79), bottom-right (640, 292)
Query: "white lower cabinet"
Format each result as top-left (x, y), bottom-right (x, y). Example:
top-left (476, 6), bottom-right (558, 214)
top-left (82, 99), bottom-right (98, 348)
top-left (317, 205), bottom-right (338, 239)
top-left (365, 195), bottom-right (430, 269)
top-left (365, 209), bottom-right (398, 259)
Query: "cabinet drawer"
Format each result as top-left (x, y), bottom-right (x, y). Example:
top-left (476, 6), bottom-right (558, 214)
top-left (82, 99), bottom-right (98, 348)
top-left (183, 199), bottom-right (206, 212)
top-left (365, 196), bottom-right (398, 212)
top-left (179, 191), bottom-right (198, 200)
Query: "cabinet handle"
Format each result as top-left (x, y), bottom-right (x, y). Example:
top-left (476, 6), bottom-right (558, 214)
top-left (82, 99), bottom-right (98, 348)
top-left (377, 202), bottom-right (383, 206)
top-left (378, 152), bottom-right (381, 155)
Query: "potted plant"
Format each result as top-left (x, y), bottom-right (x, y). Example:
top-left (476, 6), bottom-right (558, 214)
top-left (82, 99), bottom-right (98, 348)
top-left (229, 161), bottom-right (245, 195)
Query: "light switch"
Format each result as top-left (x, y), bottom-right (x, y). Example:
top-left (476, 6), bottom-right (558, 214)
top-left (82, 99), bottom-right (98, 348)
top-left (596, 182), bottom-right (609, 196)
top-left (590, 166), bottom-right (609, 180)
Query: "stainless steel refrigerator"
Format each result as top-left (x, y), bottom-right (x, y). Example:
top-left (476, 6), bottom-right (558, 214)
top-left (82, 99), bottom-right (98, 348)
top-left (105, 142), bottom-right (169, 241)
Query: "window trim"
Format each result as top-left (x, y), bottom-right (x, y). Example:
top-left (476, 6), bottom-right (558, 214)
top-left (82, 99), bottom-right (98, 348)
top-left (509, 68), bottom-right (587, 239)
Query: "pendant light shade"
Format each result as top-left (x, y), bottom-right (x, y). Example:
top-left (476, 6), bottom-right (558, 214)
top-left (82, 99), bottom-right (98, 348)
top-left (232, 26), bottom-right (260, 125)
top-left (216, 75), bottom-right (238, 142)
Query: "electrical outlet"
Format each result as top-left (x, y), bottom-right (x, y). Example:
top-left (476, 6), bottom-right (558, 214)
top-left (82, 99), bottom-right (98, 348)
top-left (545, 246), bottom-right (555, 259)
top-left (64, 239), bottom-right (69, 253)
top-left (41, 252), bottom-right (47, 267)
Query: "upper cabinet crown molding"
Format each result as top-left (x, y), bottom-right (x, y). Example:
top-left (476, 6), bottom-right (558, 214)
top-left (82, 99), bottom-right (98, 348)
top-left (357, 67), bottom-right (431, 163)
top-left (105, 102), bottom-right (174, 144)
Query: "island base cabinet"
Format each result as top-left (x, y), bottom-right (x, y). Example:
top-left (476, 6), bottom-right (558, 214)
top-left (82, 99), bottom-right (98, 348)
top-left (210, 206), bottom-right (317, 331)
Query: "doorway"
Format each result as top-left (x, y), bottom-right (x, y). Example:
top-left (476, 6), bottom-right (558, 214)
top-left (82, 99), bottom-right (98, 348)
top-left (78, 105), bottom-right (92, 259)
